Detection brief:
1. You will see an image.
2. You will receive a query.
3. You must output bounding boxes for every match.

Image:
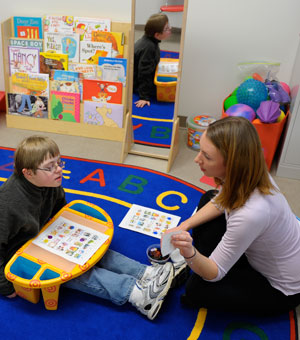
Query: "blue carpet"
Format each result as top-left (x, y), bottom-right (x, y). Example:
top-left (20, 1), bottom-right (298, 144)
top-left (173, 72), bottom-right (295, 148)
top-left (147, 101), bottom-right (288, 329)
top-left (160, 50), bottom-right (180, 59)
top-left (0, 147), bottom-right (296, 340)
top-left (132, 50), bottom-right (178, 148)
top-left (132, 93), bottom-right (174, 148)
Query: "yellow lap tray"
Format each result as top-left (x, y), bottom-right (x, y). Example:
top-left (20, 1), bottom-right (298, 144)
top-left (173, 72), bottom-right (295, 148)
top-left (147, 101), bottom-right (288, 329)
top-left (5, 200), bottom-right (114, 310)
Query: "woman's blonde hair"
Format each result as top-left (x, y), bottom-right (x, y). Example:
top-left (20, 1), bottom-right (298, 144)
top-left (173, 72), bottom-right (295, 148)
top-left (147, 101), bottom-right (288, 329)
top-left (206, 116), bottom-right (275, 211)
top-left (14, 135), bottom-right (60, 176)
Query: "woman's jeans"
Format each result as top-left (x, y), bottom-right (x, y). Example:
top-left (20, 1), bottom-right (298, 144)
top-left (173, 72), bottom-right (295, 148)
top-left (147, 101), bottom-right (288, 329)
top-left (64, 249), bottom-right (146, 305)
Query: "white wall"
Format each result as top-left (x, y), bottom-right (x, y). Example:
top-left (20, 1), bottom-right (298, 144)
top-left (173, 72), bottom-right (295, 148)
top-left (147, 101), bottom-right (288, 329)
top-left (2, 0), bottom-right (300, 121)
top-left (178, 0), bottom-right (300, 119)
top-left (135, 0), bottom-right (183, 27)
top-left (0, 0), bottom-right (132, 90)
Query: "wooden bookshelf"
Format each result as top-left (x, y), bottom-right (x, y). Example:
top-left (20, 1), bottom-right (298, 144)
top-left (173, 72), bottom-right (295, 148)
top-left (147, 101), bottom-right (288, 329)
top-left (1, 17), bottom-right (133, 142)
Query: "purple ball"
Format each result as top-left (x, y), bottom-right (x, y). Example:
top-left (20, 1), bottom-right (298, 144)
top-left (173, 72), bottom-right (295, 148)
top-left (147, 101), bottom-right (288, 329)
top-left (226, 103), bottom-right (256, 122)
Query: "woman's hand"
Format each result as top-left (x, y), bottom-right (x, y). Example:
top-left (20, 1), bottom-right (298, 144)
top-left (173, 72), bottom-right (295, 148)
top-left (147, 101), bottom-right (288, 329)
top-left (134, 99), bottom-right (150, 108)
top-left (164, 222), bottom-right (190, 236)
top-left (171, 230), bottom-right (195, 259)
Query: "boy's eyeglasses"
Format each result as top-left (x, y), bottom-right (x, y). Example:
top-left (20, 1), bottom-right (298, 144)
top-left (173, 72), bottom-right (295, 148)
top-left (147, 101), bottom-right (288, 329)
top-left (37, 160), bottom-right (65, 173)
top-left (163, 25), bottom-right (172, 32)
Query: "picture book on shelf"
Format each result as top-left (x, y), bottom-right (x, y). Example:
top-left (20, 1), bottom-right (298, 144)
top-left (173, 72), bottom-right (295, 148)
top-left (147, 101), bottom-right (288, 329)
top-left (82, 79), bottom-right (122, 104)
top-left (9, 38), bottom-right (43, 52)
top-left (44, 32), bottom-right (80, 63)
top-left (43, 15), bottom-right (74, 34)
top-left (50, 70), bottom-right (82, 99)
top-left (7, 93), bottom-right (48, 119)
top-left (8, 46), bottom-right (40, 75)
top-left (13, 16), bottom-right (43, 39)
top-left (80, 41), bottom-right (112, 63)
top-left (40, 51), bottom-right (68, 75)
top-left (84, 100), bottom-right (123, 128)
top-left (91, 31), bottom-right (124, 58)
top-left (68, 63), bottom-right (100, 79)
top-left (98, 57), bottom-right (127, 86)
top-left (50, 91), bottom-right (80, 122)
top-left (11, 72), bottom-right (49, 97)
top-left (74, 17), bottom-right (111, 41)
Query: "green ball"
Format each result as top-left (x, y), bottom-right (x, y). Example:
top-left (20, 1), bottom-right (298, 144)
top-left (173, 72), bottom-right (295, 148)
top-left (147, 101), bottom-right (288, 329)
top-left (231, 87), bottom-right (238, 96)
top-left (224, 95), bottom-right (238, 111)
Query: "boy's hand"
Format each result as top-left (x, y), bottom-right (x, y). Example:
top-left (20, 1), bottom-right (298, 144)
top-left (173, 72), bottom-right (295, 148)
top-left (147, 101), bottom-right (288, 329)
top-left (7, 292), bottom-right (17, 298)
top-left (134, 100), bottom-right (150, 108)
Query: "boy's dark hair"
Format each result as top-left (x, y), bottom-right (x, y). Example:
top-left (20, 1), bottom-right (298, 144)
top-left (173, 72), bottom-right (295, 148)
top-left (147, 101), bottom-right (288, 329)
top-left (14, 135), bottom-right (60, 176)
top-left (144, 13), bottom-right (169, 37)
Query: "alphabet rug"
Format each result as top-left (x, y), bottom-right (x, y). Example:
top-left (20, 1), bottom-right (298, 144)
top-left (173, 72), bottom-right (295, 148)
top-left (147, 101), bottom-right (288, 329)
top-left (0, 147), bottom-right (297, 340)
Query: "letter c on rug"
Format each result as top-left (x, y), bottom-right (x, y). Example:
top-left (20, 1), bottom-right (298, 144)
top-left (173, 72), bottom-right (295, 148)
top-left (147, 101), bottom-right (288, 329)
top-left (156, 191), bottom-right (188, 211)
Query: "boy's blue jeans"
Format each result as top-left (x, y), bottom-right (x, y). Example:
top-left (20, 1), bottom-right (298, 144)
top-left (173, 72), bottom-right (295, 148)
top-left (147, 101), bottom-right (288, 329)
top-left (64, 249), bottom-right (146, 305)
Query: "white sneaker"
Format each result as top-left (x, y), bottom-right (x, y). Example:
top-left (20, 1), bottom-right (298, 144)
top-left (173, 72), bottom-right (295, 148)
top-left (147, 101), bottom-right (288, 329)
top-left (141, 263), bottom-right (162, 284)
top-left (131, 262), bottom-right (174, 320)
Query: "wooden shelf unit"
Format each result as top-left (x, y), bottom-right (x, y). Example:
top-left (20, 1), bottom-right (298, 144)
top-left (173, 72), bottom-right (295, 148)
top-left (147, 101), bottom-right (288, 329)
top-left (1, 17), bottom-right (133, 142)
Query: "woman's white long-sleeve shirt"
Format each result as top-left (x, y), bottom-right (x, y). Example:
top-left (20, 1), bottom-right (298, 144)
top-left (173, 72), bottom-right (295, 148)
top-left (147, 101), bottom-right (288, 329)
top-left (209, 181), bottom-right (300, 296)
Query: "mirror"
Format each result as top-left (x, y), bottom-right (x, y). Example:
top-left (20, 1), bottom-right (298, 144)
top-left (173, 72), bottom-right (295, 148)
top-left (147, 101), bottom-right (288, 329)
top-left (131, 0), bottom-right (185, 149)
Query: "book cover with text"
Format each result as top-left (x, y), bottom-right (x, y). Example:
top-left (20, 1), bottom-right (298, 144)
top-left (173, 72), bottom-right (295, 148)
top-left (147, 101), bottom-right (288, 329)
top-left (8, 46), bottom-right (40, 75)
top-left (80, 41), bottom-right (112, 63)
top-left (43, 15), bottom-right (74, 33)
top-left (74, 17), bottom-right (111, 41)
top-left (68, 63), bottom-right (100, 79)
top-left (11, 72), bottom-right (49, 97)
top-left (91, 31), bottom-right (124, 58)
top-left (84, 100), bottom-right (123, 128)
top-left (50, 91), bottom-right (80, 122)
top-left (40, 51), bottom-right (68, 75)
top-left (13, 16), bottom-right (43, 39)
top-left (9, 38), bottom-right (43, 52)
top-left (50, 70), bottom-right (82, 99)
top-left (44, 32), bottom-right (80, 62)
top-left (83, 79), bottom-right (122, 104)
top-left (98, 57), bottom-right (127, 86)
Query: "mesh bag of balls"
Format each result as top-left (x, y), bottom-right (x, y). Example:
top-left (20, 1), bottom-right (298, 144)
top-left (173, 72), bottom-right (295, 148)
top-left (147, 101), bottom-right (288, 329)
top-left (223, 62), bottom-right (290, 123)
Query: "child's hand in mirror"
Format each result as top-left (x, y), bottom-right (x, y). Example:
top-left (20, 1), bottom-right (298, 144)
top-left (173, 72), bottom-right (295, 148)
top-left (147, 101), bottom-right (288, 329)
top-left (135, 99), bottom-right (150, 108)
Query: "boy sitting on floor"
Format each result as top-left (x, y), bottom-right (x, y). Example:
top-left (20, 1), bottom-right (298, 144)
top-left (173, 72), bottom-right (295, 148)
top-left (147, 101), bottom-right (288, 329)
top-left (134, 13), bottom-right (172, 108)
top-left (0, 135), bottom-right (174, 320)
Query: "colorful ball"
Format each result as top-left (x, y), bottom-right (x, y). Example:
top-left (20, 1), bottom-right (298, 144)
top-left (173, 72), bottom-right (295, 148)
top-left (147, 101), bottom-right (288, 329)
top-left (236, 79), bottom-right (268, 110)
top-left (226, 103), bottom-right (256, 122)
top-left (280, 82), bottom-right (290, 95)
top-left (224, 95), bottom-right (238, 111)
top-left (277, 110), bottom-right (285, 122)
top-left (231, 87), bottom-right (238, 96)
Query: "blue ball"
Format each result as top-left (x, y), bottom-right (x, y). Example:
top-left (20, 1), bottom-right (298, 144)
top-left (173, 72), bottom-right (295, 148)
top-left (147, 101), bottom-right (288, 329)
top-left (236, 79), bottom-right (268, 110)
top-left (226, 103), bottom-right (256, 122)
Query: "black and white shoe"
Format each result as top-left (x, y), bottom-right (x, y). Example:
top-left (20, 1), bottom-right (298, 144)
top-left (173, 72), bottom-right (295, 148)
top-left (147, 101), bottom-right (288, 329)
top-left (132, 262), bottom-right (174, 320)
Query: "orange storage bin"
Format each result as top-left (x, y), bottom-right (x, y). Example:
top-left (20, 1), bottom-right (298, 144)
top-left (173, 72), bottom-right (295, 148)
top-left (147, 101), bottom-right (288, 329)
top-left (0, 91), bottom-right (6, 112)
top-left (222, 96), bottom-right (289, 170)
top-left (154, 58), bottom-right (178, 102)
